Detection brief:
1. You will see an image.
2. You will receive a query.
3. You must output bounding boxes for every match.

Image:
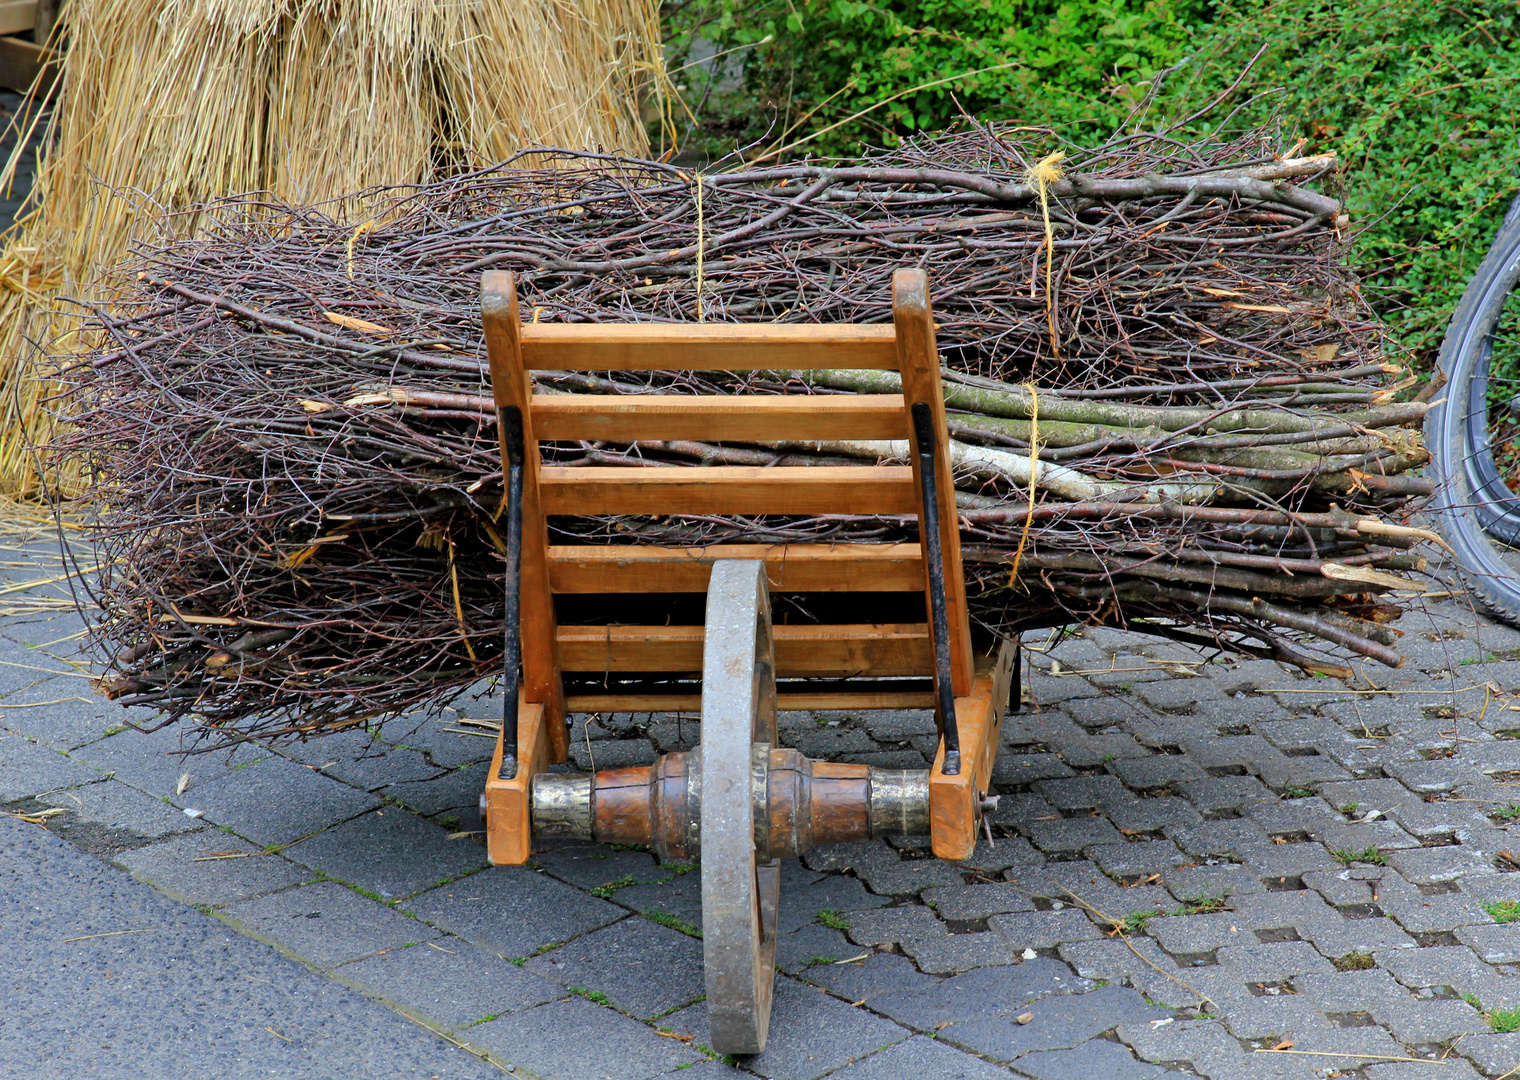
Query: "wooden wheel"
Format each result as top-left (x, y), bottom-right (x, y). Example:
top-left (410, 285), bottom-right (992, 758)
top-left (699, 559), bottom-right (780, 1056)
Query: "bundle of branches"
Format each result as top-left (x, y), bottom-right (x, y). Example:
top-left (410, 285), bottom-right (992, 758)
top-left (59, 124), bottom-right (1437, 747)
top-left (0, 0), bottom-right (664, 499)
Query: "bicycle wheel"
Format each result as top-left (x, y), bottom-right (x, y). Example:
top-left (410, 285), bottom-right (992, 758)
top-left (1426, 192), bottom-right (1520, 623)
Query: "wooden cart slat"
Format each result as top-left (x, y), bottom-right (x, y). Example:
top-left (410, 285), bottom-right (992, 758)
top-left (532, 393), bottom-right (909, 441)
top-left (546, 542), bottom-right (924, 593)
top-left (539, 465), bottom-right (917, 516)
top-left (556, 622), bottom-right (932, 676)
top-left (521, 323), bottom-right (899, 370)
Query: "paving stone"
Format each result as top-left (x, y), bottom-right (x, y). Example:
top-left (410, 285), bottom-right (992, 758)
top-left (1163, 864), bottom-right (1266, 900)
top-left (781, 869), bottom-right (889, 931)
top-left (1089, 840), bottom-right (1190, 878)
top-left (1387, 844), bottom-right (1499, 884)
top-left (0, 730), bottom-right (102, 801)
top-left (986, 909), bottom-right (1102, 951)
top-left (1367, 1062), bottom-right (1485, 1080)
top-left (1057, 935), bottom-right (1172, 982)
top-left (1027, 816), bottom-right (1124, 853)
top-left (922, 882), bottom-right (1035, 921)
top-left (1455, 1032), bottom-right (1520, 1077)
top-left (614, 871), bottom-right (704, 927)
top-left (776, 922), bottom-right (854, 974)
top-left (525, 916), bottom-right (703, 1020)
top-left (868, 960), bottom-right (1093, 1034)
top-left (178, 754), bottom-right (382, 847)
top-left (661, 977), bottom-right (910, 1080)
top-left (115, 829), bottom-right (315, 905)
top-left (1106, 797), bottom-right (1203, 832)
top-left (1166, 819), bottom-right (1270, 858)
top-left (1109, 756), bottom-right (1208, 790)
top-left (1034, 775), bottom-right (1135, 810)
top-left (71, 724), bottom-right (266, 800)
top-left (1013, 1036), bottom-right (1167, 1080)
top-left (992, 753), bottom-right (1077, 787)
top-left (470, 997), bottom-right (702, 1080)
top-left (404, 867), bottom-right (624, 960)
top-left (338, 937), bottom-right (561, 1028)
top-left (1377, 945), bottom-right (1520, 1011)
top-left (383, 761), bottom-right (489, 817)
top-left (386, 714), bottom-right (497, 770)
top-left (821, 1035), bottom-right (1012, 1080)
top-left (532, 843), bottom-right (673, 893)
top-left (1218, 994), bottom-right (1335, 1041)
top-left (1213, 940), bottom-right (1336, 980)
top-left (798, 952), bottom-right (940, 1004)
top-left (1456, 923), bottom-right (1520, 964)
top-left (0, 676), bottom-right (128, 749)
top-left (283, 808), bottom-right (487, 901)
top-left (222, 880), bottom-right (440, 967)
top-left (906, 931), bottom-right (1022, 974)
top-left (932, 985), bottom-right (1168, 1063)
top-left (844, 905), bottom-right (942, 948)
top-left (38, 776), bottom-right (203, 841)
top-left (1146, 912), bottom-right (1256, 955)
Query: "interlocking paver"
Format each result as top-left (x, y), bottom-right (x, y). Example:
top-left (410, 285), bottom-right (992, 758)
top-left (470, 996), bottom-right (703, 1080)
top-left (525, 916), bottom-right (704, 1020)
top-left (404, 867), bottom-right (624, 960)
top-left (338, 937), bottom-right (561, 1028)
top-left (222, 880), bottom-right (441, 967)
top-left (821, 1035), bottom-right (1012, 1080)
top-left (179, 754), bottom-right (382, 847)
top-left (282, 808), bottom-right (488, 900)
top-left (662, 977), bottom-right (910, 1080)
top-left (116, 830), bottom-right (314, 906)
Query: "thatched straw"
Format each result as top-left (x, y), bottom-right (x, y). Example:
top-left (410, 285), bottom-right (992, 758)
top-left (0, 0), bottom-right (664, 498)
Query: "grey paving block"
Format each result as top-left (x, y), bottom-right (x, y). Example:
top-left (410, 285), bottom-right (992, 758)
top-left (923, 882), bottom-right (1035, 921)
top-left (1109, 755), bottom-right (1208, 791)
top-left (0, 731), bottom-right (102, 802)
top-left (1367, 1062), bottom-right (1485, 1080)
top-left (869, 960), bottom-right (1093, 1033)
top-left (986, 909), bottom-right (1102, 951)
top-left (1213, 940), bottom-right (1335, 980)
top-left (0, 674), bottom-right (124, 749)
top-left (1014, 1036), bottom-right (1167, 1079)
top-left (615, 870), bottom-right (704, 927)
top-left (661, 976), bottom-right (910, 1080)
top-left (1387, 844), bottom-right (1498, 884)
top-left (1027, 816), bottom-right (1124, 853)
top-left (222, 880), bottom-right (440, 967)
top-left (386, 714), bottom-right (497, 770)
top-left (937, 985), bottom-right (1168, 1063)
top-left (906, 931), bottom-right (1022, 974)
top-left (536, 843), bottom-right (679, 892)
top-left (385, 760), bottom-right (490, 817)
top-left (338, 937), bottom-right (561, 1029)
top-left (309, 744), bottom-right (447, 793)
top-left (38, 776), bottom-right (201, 840)
top-left (1146, 912), bottom-right (1255, 955)
top-left (1089, 840), bottom-right (1191, 878)
top-left (776, 922), bottom-right (854, 974)
top-left (405, 866), bottom-right (625, 960)
top-left (1455, 1032), bottom-right (1520, 1077)
top-left (282, 808), bottom-right (487, 900)
top-left (525, 916), bottom-right (703, 1020)
top-left (471, 996), bottom-right (702, 1080)
top-left (114, 830), bottom-right (315, 906)
top-left (823, 1035), bottom-right (1011, 1080)
top-left (992, 753), bottom-right (1077, 787)
top-left (1456, 922), bottom-right (1520, 964)
top-left (71, 723), bottom-right (267, 800)
top-left (800, 952), bottom-right (940, 1003)
top-left (181, 753), bottom-right (382, 846)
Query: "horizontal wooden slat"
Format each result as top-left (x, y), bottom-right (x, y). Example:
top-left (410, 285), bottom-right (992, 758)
top-left (520, 323), bottom-right (899, 371)
top-left (547, 543), bottom-right (924, 594)
top-left (540, 466), bottom-right (916, 516)
top-left (557, 623), bottom-right (932, 677)
top-left (532, 393), bottom-right (908, 442)
top-left (566, 691), bottom-right (935, 713)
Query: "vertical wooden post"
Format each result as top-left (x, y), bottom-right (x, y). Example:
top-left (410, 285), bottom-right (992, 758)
top-left (892, 269), bottom-right (973, 696)
top-left (481, 270), bottom-right (567, 760)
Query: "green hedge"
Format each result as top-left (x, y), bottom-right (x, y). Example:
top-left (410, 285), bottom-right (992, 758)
top-left (663, 0), bottom-right (1520, 365)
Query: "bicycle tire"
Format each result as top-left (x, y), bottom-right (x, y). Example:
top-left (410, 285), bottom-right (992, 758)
top-left (1425, 192), bottom-right (1520, 624)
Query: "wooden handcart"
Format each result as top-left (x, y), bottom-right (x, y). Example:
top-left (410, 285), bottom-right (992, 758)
top-left (477, 268), bottom-right (1018, 1054)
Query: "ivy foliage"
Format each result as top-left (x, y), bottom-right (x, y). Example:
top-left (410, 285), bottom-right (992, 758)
top-left (662, 0), bottom-right (1520, 363)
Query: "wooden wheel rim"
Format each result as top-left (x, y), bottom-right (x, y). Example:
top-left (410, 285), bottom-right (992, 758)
top-left (699, 559), bottom-right (780, 1056)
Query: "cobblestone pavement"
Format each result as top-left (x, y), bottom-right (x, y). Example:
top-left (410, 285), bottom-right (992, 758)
top-left (10, 526), bottom-right (1520, 1079)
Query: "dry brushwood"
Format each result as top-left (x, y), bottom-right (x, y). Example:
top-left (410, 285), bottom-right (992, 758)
top-left (57, 124), bottom-right (1434, 747)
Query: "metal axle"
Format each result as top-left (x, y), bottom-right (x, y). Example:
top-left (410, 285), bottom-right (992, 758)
top-left (529, 749), bottom-right (930, 859)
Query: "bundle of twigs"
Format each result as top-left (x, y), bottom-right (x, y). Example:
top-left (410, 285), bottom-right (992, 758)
top-left (60, 125), bottom-right (1436, 746)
